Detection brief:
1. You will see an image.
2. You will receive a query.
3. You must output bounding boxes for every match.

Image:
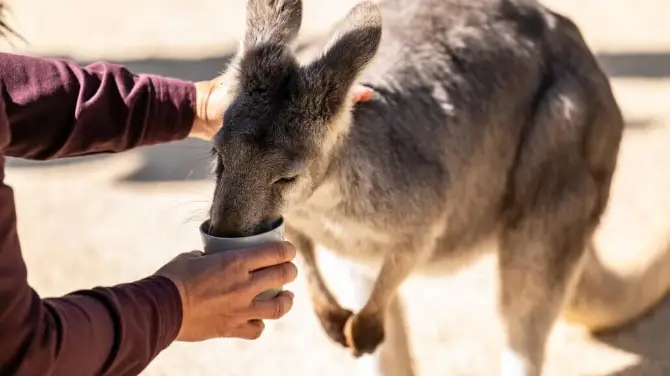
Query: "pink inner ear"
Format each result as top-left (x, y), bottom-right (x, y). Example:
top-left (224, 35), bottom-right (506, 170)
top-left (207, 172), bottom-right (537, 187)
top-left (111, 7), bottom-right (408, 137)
top-left (352, 85), bottom-right (374, 103)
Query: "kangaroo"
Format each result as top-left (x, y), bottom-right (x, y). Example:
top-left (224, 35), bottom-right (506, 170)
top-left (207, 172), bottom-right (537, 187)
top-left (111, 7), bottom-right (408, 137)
top-left (204, 0), bottom-right (628, 375)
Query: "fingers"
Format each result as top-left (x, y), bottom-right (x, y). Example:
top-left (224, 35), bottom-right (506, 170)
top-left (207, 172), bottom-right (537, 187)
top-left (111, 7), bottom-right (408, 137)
top-left (232, 241), bottom-right (297, 272)
top-left (249, 261), bottom-right (298, 294)
top-left (228, 319), bottom-right (266, 340)
top-left (248, 291), bottom-right (295, 320)
top-left (227, 291), bottom-right (295, 341)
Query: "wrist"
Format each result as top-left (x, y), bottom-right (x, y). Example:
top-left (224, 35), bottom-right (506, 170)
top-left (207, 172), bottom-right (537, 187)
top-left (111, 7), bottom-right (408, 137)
top-left (189, 117), bottom-right (211, 141)
top-left (142, 275), bottom-right (184, 348)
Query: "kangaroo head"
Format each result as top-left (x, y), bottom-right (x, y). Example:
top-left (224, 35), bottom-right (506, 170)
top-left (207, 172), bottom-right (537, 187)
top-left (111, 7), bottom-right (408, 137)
top-left (207, 0), bottom-right (382, 237)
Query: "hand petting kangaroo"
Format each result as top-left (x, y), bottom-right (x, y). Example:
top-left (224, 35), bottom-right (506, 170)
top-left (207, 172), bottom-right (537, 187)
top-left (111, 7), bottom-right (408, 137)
top-left (203, 0), bottom-right (630, 375)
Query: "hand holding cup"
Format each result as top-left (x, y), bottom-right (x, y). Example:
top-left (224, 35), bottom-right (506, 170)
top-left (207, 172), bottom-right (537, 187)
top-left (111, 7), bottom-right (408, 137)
top-left (155, 221), bottom-right (297, 342)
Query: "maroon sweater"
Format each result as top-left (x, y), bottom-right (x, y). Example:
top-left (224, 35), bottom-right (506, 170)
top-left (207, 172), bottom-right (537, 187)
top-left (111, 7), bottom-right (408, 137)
top-left (0, 52), bottom-right (195, 375)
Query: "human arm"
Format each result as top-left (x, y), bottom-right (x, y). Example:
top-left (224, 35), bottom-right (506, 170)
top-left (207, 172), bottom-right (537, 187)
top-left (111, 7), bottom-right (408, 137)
top-left (1, 90), bottom-right (297, 373)
top-left (0, 56), bottom-right (299, 373)
top-left (0, 51), bottom-right (197, 159)
top-left (0, 156), bottom-right (182, 375)
top-left (0, 52), bottom-right (204, 375)
top-left (0, 154), bottom-right (297, 375)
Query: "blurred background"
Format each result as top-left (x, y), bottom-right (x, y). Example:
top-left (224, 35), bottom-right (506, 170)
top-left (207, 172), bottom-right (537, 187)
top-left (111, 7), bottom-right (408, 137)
top-left (1, 0), bottom-right (669, 375)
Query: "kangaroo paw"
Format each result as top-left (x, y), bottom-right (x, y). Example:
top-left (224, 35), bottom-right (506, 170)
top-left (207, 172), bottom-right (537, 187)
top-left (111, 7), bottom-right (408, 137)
top-left (315, 305), bottom-right (354, 348)
top-left (344, 312), bottom-right (386, 357)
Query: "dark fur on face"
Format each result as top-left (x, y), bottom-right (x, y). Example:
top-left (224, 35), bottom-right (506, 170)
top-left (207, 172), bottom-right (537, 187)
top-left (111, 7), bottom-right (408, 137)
top-left (208, 0), bottom-right (382, 237)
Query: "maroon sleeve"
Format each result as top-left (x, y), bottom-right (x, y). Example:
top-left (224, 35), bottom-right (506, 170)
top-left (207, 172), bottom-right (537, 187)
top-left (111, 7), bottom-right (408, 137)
top-left (0, 156), bottom-right (183, 376)
top-left (0, 52), bottom-right (188, 375)
top-left (0, 51), bottom-right (196, 159)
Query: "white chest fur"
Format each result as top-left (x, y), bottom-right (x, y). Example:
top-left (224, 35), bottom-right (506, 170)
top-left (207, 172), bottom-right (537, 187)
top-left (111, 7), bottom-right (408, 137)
top-left (286, 181), bottom-right (392, 264)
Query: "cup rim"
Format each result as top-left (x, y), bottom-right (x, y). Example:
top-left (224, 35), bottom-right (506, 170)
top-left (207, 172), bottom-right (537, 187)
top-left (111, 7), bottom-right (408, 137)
top-left (199, 217), bottom-right (284, 240)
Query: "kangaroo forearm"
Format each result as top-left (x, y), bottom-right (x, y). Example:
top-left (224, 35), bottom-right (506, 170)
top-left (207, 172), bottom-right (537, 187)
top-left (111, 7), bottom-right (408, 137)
top-left (286, 225), bottom-right (341, 307)
top-left (360, 246), bottom-right (431, 316)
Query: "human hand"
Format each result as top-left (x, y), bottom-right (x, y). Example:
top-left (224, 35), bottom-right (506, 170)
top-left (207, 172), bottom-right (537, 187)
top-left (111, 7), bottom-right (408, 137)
top-left (190, 77), bottom-right (375, 140)
top-left (155, 242), bottom-right (298, 341)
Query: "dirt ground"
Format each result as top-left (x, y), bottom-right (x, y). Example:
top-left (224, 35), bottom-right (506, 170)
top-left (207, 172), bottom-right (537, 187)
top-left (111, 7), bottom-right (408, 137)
top-left (1, 0), bottom-right (670, 375)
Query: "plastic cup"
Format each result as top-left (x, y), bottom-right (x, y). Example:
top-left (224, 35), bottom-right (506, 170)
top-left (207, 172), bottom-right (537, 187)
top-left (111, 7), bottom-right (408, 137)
top-left (199, 218), bottom-right (285, 300)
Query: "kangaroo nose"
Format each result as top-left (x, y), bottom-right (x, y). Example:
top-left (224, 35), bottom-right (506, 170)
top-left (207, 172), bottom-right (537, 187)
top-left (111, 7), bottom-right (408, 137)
top-left (209, 209), bottom-right (248, 237)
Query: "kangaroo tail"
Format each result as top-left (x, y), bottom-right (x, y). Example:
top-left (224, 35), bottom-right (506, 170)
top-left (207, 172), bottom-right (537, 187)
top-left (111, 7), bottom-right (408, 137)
top-left (563, 239), bottom-right (670, 332)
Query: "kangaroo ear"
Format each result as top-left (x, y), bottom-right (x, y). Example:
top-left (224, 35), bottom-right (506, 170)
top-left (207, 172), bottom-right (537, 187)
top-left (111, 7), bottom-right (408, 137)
top-left (305, 1), bottom-right (382, 99)
top-left (241, 0), bottom-right (303, 51)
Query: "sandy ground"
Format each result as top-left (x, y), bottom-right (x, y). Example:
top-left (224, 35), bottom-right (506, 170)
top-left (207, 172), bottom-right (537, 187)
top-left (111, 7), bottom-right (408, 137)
top-left (2, 0), bottom-right (670, 375)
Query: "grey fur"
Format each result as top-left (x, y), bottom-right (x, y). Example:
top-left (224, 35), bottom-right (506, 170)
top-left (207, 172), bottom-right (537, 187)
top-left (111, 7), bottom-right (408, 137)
top-left (206, 0), bottom-right (624, 375)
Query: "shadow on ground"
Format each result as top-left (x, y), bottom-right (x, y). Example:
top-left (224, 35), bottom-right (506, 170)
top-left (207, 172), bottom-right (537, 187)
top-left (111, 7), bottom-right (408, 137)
top-left (592, 296), bottom-right (670, 376)
top-left (597, 52), bottom-right (670, 79)
top-left (117, 137), bottom-right (214, 182)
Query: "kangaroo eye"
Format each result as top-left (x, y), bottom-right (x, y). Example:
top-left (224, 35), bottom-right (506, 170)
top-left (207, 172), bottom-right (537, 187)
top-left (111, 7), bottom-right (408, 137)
top-left (274, 176), bottom-right (298, 185)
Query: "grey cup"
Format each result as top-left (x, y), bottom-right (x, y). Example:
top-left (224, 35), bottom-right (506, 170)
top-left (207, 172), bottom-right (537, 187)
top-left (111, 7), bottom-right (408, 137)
top-left (199, 218), bottom-right (286, 301)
